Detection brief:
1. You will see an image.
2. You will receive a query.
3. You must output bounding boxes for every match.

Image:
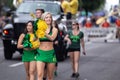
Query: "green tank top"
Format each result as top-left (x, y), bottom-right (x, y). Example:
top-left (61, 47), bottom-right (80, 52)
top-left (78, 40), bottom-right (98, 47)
top-left (68, 31), bottom-right (84, 49)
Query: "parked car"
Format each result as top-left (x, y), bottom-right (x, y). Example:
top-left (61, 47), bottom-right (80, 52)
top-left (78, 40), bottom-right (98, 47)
top-left (2, 0), bottom-right (63, 59)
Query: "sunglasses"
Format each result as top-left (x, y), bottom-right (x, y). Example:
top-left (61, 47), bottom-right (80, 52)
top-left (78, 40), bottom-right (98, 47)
top-left (72, 23), bottom-right (79, 25)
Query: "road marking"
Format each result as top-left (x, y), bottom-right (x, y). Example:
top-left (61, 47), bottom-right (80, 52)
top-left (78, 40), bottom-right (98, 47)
top-left (9, 62), bottom-right (23, 67)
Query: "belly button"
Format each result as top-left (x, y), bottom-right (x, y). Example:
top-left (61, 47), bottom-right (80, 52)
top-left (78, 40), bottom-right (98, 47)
top-left (45, 46), bottom-right (47, 48)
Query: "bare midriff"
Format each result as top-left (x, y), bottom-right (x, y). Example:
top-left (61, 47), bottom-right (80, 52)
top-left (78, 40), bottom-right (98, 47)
top-left (39, 42), bottom-right (53, 50)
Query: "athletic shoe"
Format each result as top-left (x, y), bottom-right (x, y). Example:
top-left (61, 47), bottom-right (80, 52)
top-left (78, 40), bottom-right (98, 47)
top-left (71, 73), bottom-right (76, 78)
top-left (74, 73), bottom-right (80, 78)
top-left (54, 71), bottom-right (57, 76)
top-left (43, 77), bottom-right (46, 80)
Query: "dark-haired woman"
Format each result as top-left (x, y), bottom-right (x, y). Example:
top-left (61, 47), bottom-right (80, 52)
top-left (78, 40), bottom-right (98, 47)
top-left (17, 21), bottom-right (37, 80)
top-left (64, 21), bottom-right (86, 79)
top-left (52, 20), bottom-right (60, 76)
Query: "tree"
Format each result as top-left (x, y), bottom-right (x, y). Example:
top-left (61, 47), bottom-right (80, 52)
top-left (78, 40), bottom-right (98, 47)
top-left (0, 0), bottom-right (14, 15)
top-left (79, 0), bottom-right (106, 16)
top-left (0, 0), bottom-right (13, 8)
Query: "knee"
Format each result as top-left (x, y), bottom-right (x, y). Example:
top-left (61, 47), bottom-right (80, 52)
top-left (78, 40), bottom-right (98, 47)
top-left (47, 73), bottom-right (53, 80)
top-left (29, 69), bottom-right (35, 75)
top-left (47, 76), bottom-right (53, 80)
top-left (37, 72), bottom-right (43, 78)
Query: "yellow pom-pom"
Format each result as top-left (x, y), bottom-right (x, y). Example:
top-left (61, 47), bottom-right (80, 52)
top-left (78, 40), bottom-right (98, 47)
top-left (29, 33), bottom-right (40, 49)
top-left (36, 19), bottom-right (48, 38)
top-left (30, 13), bottom-right (36, 19)
top-left (31, 39), bottom-right (40, 49)
top-left (29, 33), bottom-right (35, 42)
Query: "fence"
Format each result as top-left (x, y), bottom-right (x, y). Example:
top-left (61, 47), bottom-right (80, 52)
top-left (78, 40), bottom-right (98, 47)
top-left (59, 19), bottom-right (117, 41)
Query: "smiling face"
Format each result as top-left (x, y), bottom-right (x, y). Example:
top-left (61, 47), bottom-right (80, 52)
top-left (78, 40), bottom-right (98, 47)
top-left (26, 22), bottom-right (33, 33)
top-left (44, 13), bottom-right (52, 25)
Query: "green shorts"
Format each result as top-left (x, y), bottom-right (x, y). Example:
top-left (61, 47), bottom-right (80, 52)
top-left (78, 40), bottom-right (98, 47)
top-left (35, 49), bottom-right (57, 63)
top-left (22, 50), bottom-right (36, 62)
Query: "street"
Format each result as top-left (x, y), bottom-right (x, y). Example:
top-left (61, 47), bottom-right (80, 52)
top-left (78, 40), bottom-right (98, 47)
top-left (0, 38), bottom-right (120, 80)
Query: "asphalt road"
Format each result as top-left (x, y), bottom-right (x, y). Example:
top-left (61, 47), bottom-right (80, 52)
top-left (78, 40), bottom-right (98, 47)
top-left (0, 39), bottom-right (120, 80)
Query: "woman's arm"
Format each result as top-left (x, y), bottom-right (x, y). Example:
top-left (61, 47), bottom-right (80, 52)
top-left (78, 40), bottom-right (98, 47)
top-left (17, 33), bottom-right (25, 49)
top-left (81, 38), bottom-right (86, 55)
top-left (45, 27), bottom-right (58, 41)
top-left (64, 34), bottom-right (69, 41)
top-left (64, 34), bottom-right (71, 44)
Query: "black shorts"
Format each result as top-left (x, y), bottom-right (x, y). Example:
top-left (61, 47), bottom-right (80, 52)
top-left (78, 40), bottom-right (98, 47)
top-left (68, 48), bottom-right (80, 52)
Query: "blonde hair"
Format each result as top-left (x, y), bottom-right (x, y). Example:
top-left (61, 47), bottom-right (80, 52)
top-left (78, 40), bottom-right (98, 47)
top-left (41, 12), bottom-right (52, 20)
top-left (41, 12), bottom-right (53, 27)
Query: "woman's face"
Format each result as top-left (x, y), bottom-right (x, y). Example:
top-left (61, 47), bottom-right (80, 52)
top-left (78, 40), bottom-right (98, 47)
top-left (72, 23), bottom-right (78, 29)
top-left (44, 13), bottom-right (52, 25)
top-left (27, 22), bottom-right (33, 32)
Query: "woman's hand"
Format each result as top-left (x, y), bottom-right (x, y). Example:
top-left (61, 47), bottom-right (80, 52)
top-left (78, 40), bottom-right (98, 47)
top-left (67, 39), bottom-right (71, 45)
top-left (82, 51), bottom-right (86, 55)
top-left (54, 41), bottom-right (58, 45)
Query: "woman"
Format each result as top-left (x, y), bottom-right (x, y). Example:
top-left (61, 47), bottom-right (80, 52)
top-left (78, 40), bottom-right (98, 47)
top-left (52, 20), bottom-right (61, 76)
top-left (35, 12), bottom-right (58, 80)
top-left (17, 21), bottom-right (36, 80)
top-left (115, 16), bottom-right (120, 42)
top-left (64, 20), bottom-right (86, 78)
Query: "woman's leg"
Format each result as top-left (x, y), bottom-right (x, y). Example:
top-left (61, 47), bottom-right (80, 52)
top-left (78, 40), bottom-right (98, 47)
top-left (43, 64), bottom-right (47, 80)
top-left (24, 62), bottom-right (30, 80)
top-left (29, 61), bottom-right (36, 80)
top-left (47, 63), bottom-right (55, 80)
top-left (54, 63), bottom-right (58, 76)
top-left (37, 61), bottom-right (45, 80)
top-left (69, 52), bottom-right (75, 73)
top-left (73, 51), bottom-right (80, 73)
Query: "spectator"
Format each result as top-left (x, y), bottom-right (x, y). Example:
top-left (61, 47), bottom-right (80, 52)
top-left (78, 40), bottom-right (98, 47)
top-left (115, 16), bottom-right (120, 39)
top-left (84, 17), bottom-right (92, 28)
top-left (0, 16), bottom-right (6, 28)
top-left (109, 5), bottom-right (119, 24)
top-left (101, 19), bottom-right (110, 28)
top-left (52, 20), bottom-right (60, 76)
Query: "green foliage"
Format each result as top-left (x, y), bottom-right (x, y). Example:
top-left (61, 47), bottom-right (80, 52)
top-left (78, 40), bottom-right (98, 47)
top-left (79, 0), bottom-right (106, 11)
top-left (0, 0), bottom-right (13, 8)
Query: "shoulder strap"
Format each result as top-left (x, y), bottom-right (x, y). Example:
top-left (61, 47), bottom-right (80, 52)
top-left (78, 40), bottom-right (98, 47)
top-left (48, 26), bottom-right (53, 34)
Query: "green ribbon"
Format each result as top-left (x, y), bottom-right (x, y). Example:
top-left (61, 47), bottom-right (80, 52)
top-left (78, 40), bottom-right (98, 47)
top-left (33, 19), bottom-right (39, 33)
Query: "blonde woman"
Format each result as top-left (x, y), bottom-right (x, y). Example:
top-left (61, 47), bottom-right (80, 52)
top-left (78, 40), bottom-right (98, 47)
top-left (35, 12), bottom-right (58, 80)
